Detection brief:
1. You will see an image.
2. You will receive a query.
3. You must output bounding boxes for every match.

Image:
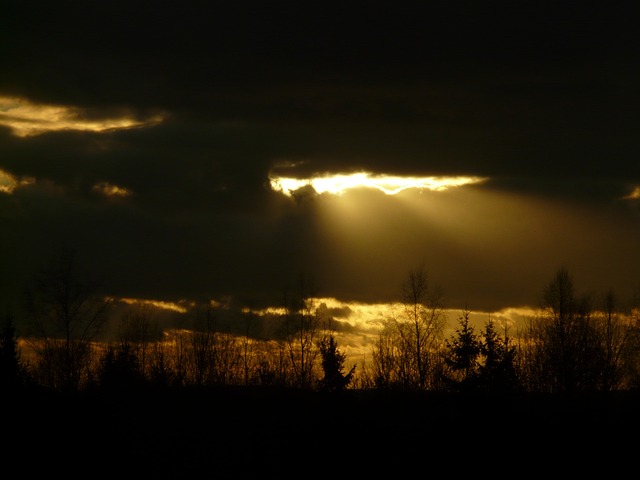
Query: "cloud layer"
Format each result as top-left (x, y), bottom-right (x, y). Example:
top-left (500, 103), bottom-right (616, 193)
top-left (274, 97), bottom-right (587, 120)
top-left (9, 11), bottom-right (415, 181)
top-left (2, 2), bottom-right (639, 321)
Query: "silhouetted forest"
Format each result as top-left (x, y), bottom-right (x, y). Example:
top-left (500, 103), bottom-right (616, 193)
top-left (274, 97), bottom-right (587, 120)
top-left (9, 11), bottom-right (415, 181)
top-left (3, 250), bottom-right (640, 472)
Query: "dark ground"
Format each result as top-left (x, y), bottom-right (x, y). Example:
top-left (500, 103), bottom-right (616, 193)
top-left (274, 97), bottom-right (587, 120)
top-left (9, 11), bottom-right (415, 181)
top-left (6, 386), bottom-right (640, 477)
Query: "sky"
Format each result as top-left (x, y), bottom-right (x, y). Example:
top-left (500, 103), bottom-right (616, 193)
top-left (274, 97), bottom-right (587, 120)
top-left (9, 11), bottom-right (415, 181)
top-left (1, 2), bottom-right (640, 341)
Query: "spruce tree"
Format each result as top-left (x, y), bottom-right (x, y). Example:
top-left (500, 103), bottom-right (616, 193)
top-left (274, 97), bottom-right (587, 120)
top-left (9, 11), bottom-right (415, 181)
top-left (0, 313), bottom-right (28, 390)
top-left (317, 334), bottom-right (356, 392)
top-left (443, 309), bottom-right (481, 392)
top-left (479, 318), bottom-right (520, 393)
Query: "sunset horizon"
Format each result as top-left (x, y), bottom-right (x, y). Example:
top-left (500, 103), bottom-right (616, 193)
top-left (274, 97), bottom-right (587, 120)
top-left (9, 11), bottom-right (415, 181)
top-left (3, 3), bottom-right (640, 471)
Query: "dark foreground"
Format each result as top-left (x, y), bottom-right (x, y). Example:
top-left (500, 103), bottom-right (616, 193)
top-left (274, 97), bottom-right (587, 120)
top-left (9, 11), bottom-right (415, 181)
top-left (6, 386), bottom-right (640, 476)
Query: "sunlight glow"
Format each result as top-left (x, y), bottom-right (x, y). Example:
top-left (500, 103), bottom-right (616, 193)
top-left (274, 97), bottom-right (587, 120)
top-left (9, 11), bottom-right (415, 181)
top-left (246, 297), bottom-right (394, 329)
top-left (92, 181), bottom-right (132, 197)
top-left (243, 297), bottom-right (534, 367)
top-left (623, 186), bottom-right (640, 200)
top-left (0, 169), bottom-right (34, 194)
top-left (0, 95), bottom-right (164, 137)
top-left (269, 172), bottom-right (486, 196)
top-left (249, 297), bottom-right (454, 332)
top-left (118, 297), bottom-right (190, 313)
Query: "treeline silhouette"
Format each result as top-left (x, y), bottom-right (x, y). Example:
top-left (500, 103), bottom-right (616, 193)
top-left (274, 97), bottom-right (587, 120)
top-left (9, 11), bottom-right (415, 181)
top-left (5, 251), bottom-right (640, 396)
top-left (3, 249), bottom-right (640, 472)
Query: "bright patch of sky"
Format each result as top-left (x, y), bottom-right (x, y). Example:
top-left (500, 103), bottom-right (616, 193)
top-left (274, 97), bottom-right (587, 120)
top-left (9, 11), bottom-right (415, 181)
top-left (0, 95), bottom-right (163, 137)
top-left (248, 297), bottom-right (537, 366)
top-left (92, 182), bottom-right (132, 197)
top-left (624, 186), bottom-right (640, 200)
top-left (117, 297), bottom-right (191, 313)
top-left (111, 294), bottom-right (538, 367)
top-left (269, 172), bottom-right (486, 196)
top-left (248, 297), bottom-right (534, 335)
top-left (0, 168), bottom-right (34, 193)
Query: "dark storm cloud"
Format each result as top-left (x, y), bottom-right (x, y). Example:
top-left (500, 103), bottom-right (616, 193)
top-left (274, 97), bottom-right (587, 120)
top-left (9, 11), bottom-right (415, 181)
top-left (3, 2), bottom-right (638, 181)
top-left (2, 1), bottom-right (640, 318)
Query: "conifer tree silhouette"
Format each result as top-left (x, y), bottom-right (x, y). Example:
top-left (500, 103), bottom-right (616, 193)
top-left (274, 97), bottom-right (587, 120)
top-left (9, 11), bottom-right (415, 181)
top-left (478, 317), bottom-right (520, 393)
top-left (318, 334), bottom-right (355, 392)
top-left (0, 312), bottom-right (28, 390)
top-left (443, 309), bottom-right (481, 392)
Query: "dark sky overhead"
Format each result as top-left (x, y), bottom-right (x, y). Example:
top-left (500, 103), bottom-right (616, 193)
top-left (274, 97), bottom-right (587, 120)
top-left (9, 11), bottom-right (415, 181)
top-left (1, 1), bottom-right (640, 322)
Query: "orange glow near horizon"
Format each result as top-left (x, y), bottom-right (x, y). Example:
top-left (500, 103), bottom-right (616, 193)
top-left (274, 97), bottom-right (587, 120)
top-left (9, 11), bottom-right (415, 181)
top-left (247, 296), bottom-right (534, 332)
top-left (0, 95), bottom-right (163, 137)
top-left (269, 172), bottom-right (487, 197)
top-left (107, 293), bottom-right (539, 368)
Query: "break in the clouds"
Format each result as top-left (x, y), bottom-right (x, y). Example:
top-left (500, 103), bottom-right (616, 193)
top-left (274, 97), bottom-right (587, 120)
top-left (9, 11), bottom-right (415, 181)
top-left (269, 170), bottom-right (487, 197)
top-left (1, 1), bottom-right (640, 333)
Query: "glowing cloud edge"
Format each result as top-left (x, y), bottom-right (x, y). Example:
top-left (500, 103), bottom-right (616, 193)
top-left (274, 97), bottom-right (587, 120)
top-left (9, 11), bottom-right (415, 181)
top-left (0, 95), bottom-right (164, 137)
top-left (269, 172), bottom-right (487, 196)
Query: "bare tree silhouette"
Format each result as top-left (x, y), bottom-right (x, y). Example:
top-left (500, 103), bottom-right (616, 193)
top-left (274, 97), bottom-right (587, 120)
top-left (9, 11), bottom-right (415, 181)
top-left (372, 265), bottom-right (446, 390)
top-left (518, 267), bottom-right (619, 393)
top-left (281, 273), bottom-right (320, 389)
top-left (117, 304), bottom-right (162, 379)
top-left (597, 289), bottom-right (631, 391)
top-left (24, 247), bottom-right (111, 392)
